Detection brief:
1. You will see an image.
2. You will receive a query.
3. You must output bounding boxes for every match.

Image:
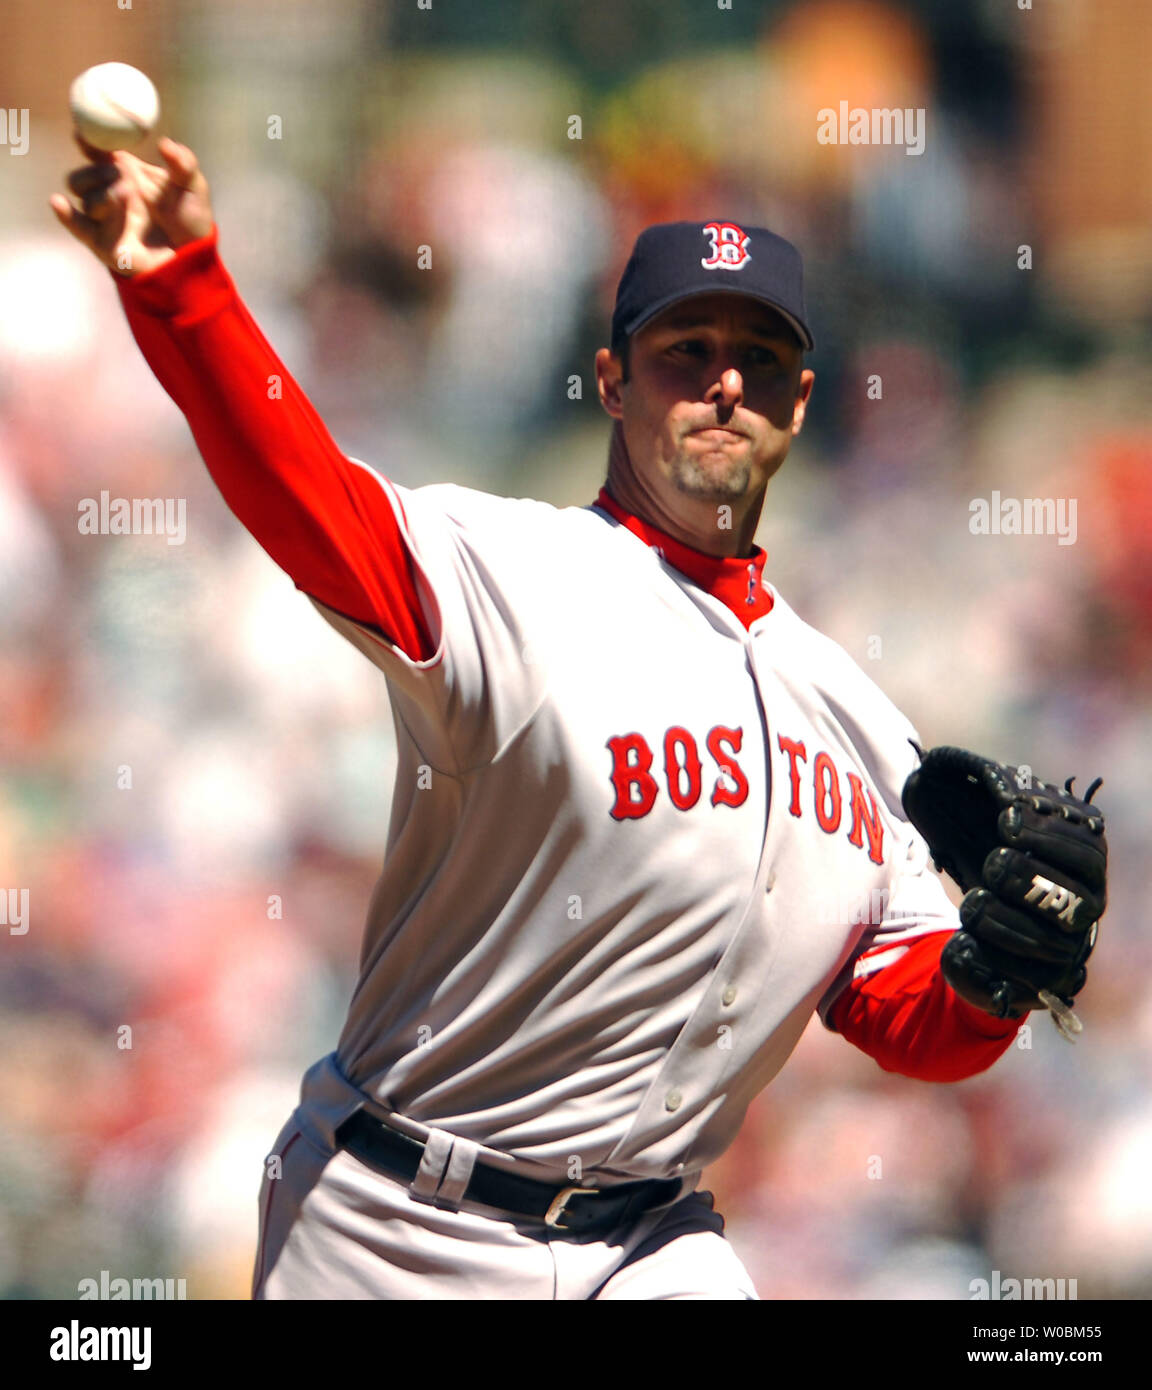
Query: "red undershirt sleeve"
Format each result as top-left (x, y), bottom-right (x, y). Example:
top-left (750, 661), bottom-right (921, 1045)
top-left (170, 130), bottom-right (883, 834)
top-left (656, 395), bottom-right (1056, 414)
top-left (111, 226), bottom-right (436, 662)
top-left (828, 930), bottom-right (1020, 1082)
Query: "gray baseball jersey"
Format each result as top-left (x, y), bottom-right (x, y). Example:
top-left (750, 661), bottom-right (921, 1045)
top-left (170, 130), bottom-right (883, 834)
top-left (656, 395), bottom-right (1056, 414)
top-left (297, 468), bottom-right (957, 1187)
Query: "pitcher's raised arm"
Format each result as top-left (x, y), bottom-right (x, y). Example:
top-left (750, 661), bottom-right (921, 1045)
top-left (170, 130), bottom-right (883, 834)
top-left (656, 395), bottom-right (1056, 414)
top-left (51, 137), bottom-right (434, 662)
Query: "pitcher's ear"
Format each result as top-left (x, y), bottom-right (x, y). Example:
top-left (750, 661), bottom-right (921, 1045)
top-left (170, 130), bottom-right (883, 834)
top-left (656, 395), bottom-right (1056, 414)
top-left (595, 347), bottom-right (626, 419)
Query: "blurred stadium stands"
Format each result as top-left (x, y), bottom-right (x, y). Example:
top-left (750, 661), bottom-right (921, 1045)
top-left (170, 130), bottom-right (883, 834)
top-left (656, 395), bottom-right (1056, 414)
top-left (0, 0), bottom-right (1149, 1298)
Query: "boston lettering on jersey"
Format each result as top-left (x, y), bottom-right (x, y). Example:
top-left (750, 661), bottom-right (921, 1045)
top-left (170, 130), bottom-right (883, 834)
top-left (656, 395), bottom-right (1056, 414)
top-left (607, 724), bottom-right (748, 817)
top-left (777, 734), bottom-right (885, 864)
top-left (606, 723), bottom-right (885, 865)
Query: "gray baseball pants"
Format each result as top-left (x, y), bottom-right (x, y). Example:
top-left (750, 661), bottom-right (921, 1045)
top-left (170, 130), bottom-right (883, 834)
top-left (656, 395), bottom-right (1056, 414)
top-left (252, 1054), bottom-right (758, 1301)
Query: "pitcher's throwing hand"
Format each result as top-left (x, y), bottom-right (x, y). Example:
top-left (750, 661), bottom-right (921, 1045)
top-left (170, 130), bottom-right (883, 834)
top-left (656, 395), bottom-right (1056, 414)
top-left (50, 134), bottom-right (214, 278)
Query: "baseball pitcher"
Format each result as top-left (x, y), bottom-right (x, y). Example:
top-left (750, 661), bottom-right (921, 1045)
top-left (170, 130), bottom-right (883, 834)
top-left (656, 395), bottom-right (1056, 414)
top-left (52, 139), bottom-right (1107, 1300)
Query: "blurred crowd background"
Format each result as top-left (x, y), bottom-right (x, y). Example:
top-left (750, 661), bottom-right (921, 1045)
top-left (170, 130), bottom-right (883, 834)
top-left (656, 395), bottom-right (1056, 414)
top-left (1, 0), bottom-right (1150, 1300)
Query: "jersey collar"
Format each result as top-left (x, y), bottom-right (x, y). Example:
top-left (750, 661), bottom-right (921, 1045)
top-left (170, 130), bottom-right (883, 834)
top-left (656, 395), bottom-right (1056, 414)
top-left (592, 486), bottom-right (774, 629)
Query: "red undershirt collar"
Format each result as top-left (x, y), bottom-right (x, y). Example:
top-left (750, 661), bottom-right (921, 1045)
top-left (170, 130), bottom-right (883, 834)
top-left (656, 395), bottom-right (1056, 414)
top-left (593, 486), bottom-right (774, 629)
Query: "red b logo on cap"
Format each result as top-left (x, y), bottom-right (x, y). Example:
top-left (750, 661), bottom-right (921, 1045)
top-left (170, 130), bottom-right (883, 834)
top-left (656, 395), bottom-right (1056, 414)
top-left (701, 222), bottom-right (751, 271)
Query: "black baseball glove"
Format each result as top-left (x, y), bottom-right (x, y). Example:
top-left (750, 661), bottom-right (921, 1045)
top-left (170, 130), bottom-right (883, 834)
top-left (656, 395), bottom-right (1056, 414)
top-left (901, 745), bottom-right (1107, 1037)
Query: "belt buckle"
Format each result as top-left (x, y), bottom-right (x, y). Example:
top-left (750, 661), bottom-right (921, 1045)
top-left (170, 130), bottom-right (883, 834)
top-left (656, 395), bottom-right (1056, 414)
top-left (544, 1185), bottom-right (599, 1230)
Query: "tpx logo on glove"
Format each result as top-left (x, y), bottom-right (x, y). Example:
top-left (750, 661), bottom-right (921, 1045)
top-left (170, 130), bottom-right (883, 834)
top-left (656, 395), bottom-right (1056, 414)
top-left (1024, 873), bottom-right (1082, 925)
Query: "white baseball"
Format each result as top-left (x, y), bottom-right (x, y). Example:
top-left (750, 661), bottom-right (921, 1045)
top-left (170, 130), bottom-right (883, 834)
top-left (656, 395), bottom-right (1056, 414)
top-left (69, 62), bottom-right (160, 152)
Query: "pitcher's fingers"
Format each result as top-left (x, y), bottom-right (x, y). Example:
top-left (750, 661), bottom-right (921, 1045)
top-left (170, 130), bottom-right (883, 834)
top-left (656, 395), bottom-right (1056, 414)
top-left (157, 137), bottom-right (199, 186)
top-left (49, 193), bottom-right (103, 250)
top-left (67, 161), bottom-right (121, 197)
top-left (72, 129), bottom-right (115, 164)
top-left (132, 160), bottom-right (165, 200)
top-left (74, 180), bottom-right (123, 223)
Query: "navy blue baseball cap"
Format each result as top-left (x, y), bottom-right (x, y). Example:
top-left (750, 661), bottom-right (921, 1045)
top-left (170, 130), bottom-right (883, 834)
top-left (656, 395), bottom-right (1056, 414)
top-left (611, 219), bottom-right (814, 353)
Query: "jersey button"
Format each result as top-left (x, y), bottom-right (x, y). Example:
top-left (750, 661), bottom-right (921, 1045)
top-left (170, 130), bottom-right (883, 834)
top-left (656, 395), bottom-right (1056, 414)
top-left (664, 1088), bottom-right (683, 1112)
top-left (721, 986), bottom-right (737, 1006)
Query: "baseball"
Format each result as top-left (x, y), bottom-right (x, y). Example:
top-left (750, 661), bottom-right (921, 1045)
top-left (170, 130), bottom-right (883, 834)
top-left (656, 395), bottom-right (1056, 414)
top-left (68, 62), bottom-right (159, 152)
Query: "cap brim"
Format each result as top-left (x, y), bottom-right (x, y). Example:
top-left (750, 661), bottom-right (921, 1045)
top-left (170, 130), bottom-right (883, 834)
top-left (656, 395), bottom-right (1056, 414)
top-left (622, 286), bottom-right (814, 351)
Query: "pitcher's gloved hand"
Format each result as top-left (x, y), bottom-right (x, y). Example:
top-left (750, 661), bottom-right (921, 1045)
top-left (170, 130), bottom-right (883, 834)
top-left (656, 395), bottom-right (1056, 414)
top-left (901, 745), bottom-right (1107, 1034)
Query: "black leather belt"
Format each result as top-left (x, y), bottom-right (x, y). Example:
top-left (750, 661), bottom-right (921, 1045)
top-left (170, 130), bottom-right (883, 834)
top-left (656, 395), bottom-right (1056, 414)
top-left (334, 1109), bottom-right (682, 1238)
